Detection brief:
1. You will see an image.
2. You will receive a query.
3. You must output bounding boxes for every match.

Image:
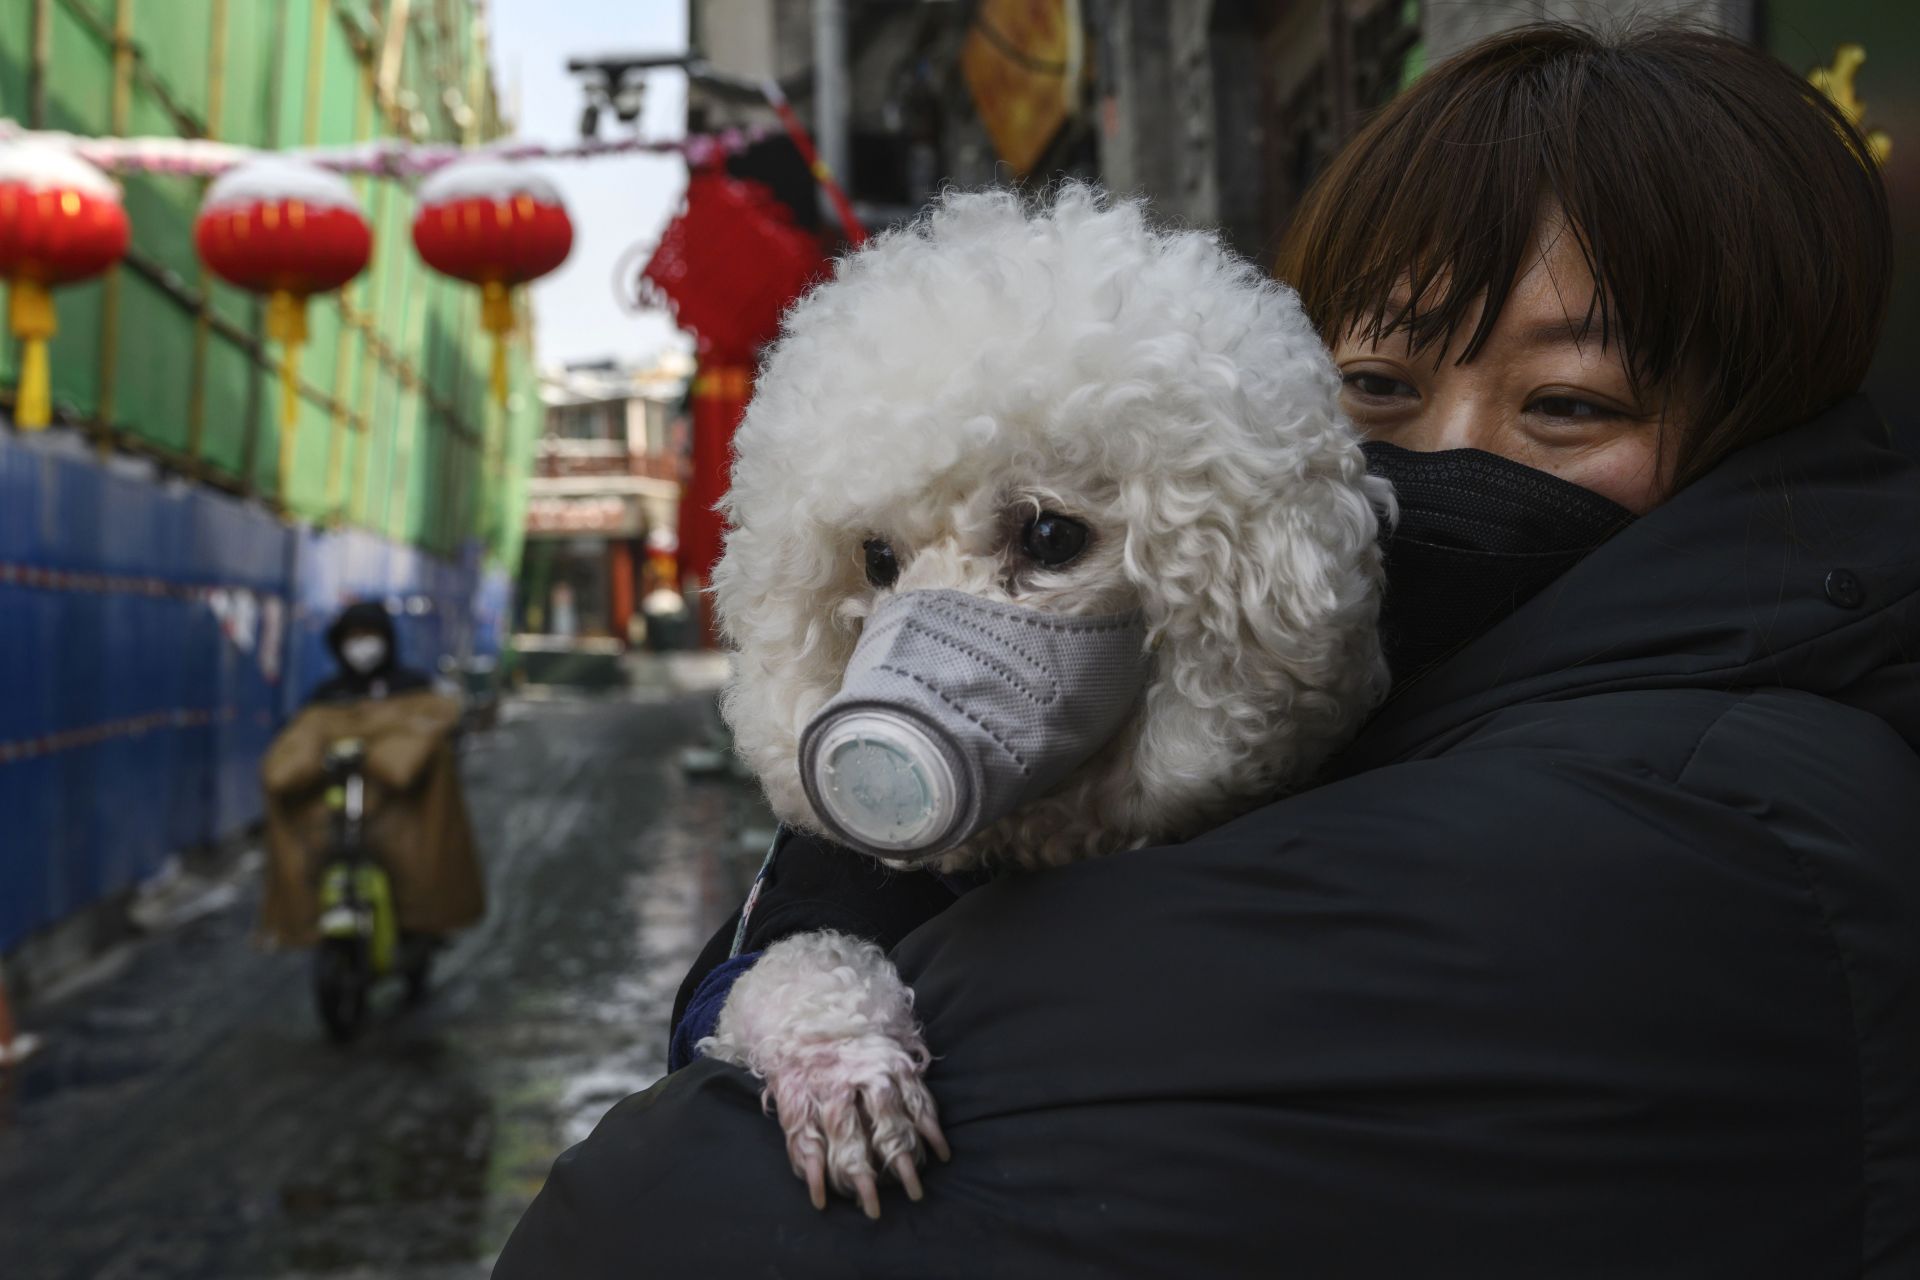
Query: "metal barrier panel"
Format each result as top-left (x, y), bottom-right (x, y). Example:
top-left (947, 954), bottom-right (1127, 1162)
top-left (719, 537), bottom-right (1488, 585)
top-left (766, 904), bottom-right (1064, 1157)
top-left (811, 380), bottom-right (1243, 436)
top-left (473, 565), bottom-right (512, 660)
top-left (0, 435), bottom-right (54, 948)
top-left (0, 428), bottom-right (477, 953)
top-left (191, 487), bottom-right (294, 840)
top-left (0, 432), bottom-right (275, 947)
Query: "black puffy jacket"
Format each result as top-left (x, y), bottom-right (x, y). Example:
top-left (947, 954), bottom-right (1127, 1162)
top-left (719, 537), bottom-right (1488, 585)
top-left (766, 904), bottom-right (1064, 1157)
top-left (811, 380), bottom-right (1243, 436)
top-left (497, 396), bottom-right (1920, 1278)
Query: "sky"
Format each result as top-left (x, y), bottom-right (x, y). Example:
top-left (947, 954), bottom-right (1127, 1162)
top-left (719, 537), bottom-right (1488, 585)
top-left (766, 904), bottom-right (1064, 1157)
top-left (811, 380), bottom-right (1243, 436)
top-left (486, 0), bottom-right (691, 369)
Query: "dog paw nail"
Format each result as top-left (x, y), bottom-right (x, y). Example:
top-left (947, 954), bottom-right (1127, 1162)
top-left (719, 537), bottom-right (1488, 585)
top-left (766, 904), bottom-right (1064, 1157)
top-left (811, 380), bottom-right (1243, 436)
top-left (892, 1155), bottom-right (924, 1201)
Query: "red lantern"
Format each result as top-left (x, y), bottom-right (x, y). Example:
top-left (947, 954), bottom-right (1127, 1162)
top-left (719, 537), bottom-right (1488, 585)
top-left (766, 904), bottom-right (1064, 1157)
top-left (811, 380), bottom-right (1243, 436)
top-left (0, 142), bottom-right (130, 430)
top-left (411, 158), bottom-right (573, 406)
top-left (195, 158), bottom-right (371, 494)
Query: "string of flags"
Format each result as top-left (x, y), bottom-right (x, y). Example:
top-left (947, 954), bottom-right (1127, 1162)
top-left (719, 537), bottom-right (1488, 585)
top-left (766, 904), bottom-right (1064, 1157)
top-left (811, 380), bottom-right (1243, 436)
top-left (0, 120), bottom-right (771, 180)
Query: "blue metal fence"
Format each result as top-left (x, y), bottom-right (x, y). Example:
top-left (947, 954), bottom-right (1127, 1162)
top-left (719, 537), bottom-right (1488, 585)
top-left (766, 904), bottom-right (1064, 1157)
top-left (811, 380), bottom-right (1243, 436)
top-left (0, 427), bottom-right (501, 953)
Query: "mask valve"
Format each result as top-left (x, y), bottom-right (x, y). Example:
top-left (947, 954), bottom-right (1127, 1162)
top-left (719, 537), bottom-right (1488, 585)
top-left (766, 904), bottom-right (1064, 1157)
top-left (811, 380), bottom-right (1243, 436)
top-left (797, 589), bottom-right (1150, 861)
top-left (808, 711), bottom-right (962, 853)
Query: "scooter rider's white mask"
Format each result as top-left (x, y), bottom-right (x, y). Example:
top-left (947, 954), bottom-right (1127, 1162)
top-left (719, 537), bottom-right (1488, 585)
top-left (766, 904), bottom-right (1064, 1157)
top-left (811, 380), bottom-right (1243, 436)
top-left (798, 589), bottom-right (1151, 862)
top-left (341, 634), bottom-right (389, 674)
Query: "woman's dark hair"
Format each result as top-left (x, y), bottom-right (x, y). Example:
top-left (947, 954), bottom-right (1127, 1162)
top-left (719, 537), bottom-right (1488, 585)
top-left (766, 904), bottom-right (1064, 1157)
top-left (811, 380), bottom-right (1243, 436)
top-left (1279, 23), bottom-right (1892, 488)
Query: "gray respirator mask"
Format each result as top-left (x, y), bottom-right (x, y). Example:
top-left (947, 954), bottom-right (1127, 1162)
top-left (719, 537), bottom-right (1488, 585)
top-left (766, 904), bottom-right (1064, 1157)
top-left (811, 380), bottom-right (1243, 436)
top-left (798, 589), bottom-right (1152, 862)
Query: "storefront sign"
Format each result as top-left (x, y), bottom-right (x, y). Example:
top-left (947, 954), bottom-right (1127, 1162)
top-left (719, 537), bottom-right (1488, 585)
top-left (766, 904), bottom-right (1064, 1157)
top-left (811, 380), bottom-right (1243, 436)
top-left (525, 495), bottom-right (641, 536)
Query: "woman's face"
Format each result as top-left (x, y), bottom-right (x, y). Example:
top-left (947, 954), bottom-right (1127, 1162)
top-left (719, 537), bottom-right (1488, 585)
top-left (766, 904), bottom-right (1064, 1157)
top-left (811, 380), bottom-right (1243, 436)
top-left (1331, 214), bottom-right (1680, 514)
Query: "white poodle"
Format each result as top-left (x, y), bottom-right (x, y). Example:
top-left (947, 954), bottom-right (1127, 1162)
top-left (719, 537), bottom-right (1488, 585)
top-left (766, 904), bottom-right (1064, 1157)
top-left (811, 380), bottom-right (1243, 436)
top-left (700, 185), bottom-right (1389, 1217)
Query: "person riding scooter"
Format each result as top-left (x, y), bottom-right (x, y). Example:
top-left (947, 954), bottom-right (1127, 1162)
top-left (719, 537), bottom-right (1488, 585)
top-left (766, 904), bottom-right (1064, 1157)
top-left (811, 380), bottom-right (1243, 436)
top-left (259, 601), bottom-right (485, 1040)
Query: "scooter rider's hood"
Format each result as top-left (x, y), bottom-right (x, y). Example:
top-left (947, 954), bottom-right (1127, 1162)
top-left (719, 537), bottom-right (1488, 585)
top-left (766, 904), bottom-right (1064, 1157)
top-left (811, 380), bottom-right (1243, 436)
top-left (325, 600), bottom-right (400, 677)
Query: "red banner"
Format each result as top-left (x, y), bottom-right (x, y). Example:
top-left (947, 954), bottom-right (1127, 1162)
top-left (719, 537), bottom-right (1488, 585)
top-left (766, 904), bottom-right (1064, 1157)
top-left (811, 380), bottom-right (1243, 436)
top-left (678, 364), bottom-right (752, 645)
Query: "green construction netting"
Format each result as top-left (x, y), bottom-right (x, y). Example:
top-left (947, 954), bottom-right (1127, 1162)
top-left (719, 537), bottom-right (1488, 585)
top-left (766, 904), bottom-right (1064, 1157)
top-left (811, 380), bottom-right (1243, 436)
top-left (0, 0), bottom-right (539, 569)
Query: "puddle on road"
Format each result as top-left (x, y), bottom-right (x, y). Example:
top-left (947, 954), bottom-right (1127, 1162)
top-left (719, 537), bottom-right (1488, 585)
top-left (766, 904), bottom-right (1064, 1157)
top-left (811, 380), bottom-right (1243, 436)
top-left (468, 777), bottom-right (753, 1252)
top-left (432, 725), bottom-right (760, 1265)
top-left (270, 1048), bottom-right (495, 1274)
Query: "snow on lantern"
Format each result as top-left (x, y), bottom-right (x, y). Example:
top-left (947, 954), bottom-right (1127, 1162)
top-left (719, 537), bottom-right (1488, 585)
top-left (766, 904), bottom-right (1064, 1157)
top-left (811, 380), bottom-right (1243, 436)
top-left (0, 141), bottom-right (130, 430)
top-left (411, 158), bottom-right (573, 405)
top-left (194, 158), bottom-right (371, 481)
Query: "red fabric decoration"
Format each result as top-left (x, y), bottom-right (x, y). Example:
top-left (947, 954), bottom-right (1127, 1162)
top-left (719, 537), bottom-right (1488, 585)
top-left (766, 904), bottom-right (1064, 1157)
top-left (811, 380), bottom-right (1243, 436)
top-left (677, 365), bottom-right (749, 582)
top-left (677, 363), bottom-right (751, 647)
top-left (643, 172), bottom-right (824, 646)
top-left (640, 171), bottom-right (827, 362)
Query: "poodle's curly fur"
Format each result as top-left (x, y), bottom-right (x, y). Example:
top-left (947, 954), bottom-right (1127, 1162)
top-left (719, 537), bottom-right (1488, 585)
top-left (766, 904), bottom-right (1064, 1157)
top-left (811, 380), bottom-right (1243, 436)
top-left (714, 185), bottom-right (1390, 870)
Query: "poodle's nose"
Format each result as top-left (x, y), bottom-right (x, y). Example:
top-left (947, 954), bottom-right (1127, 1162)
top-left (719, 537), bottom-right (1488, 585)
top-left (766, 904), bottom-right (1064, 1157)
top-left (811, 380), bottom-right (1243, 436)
top-left (797, 589), bottom-right (1149, 860)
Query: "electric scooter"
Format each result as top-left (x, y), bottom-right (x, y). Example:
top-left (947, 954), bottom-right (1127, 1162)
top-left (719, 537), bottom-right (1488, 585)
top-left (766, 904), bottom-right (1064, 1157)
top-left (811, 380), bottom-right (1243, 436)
top-left (313, 738), bottom-right (435, 1042)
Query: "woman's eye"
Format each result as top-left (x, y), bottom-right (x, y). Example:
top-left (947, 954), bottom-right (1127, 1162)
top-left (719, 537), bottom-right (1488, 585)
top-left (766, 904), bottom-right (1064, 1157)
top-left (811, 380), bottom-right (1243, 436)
top-left (1341, 371), bottom-right (1417, 401)
top-left (863, 537), bottom-right (899, 588)
top-left (1020, 512), bottom-right (1089, 568)
top-left (1528, 395), bottom-right (1615, 422)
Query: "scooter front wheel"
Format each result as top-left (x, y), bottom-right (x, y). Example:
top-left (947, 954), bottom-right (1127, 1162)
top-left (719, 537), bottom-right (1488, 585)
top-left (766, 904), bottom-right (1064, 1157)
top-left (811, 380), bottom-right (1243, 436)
top-left (314, 937), bottom-right (370, 1043)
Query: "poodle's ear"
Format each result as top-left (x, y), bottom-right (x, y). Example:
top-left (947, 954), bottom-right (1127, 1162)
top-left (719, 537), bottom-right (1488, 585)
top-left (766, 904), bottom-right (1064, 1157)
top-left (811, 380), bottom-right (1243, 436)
top-left (1116, 452), bottom-right (1388, 795)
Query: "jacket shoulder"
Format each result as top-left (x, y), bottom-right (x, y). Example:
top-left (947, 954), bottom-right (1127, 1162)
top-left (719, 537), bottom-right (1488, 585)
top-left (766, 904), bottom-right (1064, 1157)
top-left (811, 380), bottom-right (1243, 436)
top-left (1440, 685), bottom-right (1920, 799)
top-left (1435, 684), bottom-right (1920, 1266)
top-left (1676, 687), bottom-right (1920, 809)
top-left (1674, 691), bottom-right (1920, 1271)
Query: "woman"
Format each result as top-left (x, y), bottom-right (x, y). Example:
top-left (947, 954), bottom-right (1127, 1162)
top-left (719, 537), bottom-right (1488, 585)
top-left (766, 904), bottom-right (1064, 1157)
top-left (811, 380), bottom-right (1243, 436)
top-left (498, 23), bottom-right (1917, 1277)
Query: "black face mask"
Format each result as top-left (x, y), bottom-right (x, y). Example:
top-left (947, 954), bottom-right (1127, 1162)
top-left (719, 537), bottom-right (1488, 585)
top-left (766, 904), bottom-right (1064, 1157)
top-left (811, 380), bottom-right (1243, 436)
top-left (1361, 442), bottom-right (1636, 684)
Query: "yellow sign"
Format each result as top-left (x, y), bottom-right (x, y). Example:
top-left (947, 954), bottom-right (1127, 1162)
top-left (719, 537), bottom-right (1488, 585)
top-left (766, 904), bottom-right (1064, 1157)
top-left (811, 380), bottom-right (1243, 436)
top-left (1810, 44), bottom-right (1892, 166)
top-left (961, 0), bottom-right (1084, 179)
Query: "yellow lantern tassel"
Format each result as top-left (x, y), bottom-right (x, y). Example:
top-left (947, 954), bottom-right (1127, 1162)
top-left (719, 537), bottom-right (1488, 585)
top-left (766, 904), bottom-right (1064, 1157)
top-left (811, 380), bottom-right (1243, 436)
top-left (281, 341), bottom-right (299, 431)
top-left (9, 278), bottom-right (57, 431)
top-left (481, 279), bottom-right (514, 407)
top-left (265, 289), bottom-right (309, 500)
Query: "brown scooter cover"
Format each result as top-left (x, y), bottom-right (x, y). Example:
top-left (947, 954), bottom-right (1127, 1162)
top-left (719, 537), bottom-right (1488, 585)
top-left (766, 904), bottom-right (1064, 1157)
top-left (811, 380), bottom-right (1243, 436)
top-left (257, 691), bottom-right (484, 948)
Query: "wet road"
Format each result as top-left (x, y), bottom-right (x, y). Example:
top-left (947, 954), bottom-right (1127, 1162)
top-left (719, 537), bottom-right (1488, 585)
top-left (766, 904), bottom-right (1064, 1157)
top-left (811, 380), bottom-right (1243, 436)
top-left (0, 657), bottom-right (766, 1279)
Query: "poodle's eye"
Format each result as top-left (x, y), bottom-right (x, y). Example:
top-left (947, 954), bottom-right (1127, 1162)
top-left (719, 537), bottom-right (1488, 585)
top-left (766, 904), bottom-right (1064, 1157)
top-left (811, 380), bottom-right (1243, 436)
top-left (863, 537), bottom-right (900, 589)
top-left (1020, 512), bottom-right (1088, 569)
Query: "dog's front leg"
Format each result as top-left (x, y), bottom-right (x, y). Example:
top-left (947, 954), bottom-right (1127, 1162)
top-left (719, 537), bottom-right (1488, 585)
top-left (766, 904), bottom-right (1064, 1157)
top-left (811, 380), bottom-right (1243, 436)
top-left (701, 930), bottom-right (950, 1218)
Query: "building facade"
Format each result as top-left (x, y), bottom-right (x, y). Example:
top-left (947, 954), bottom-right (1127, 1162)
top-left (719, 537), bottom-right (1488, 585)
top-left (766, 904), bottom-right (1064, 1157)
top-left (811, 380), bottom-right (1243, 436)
top-left (516, 354), bottom-right (689, 648)
top-left (1098, 0), bottom-right (1750, 263)
top-left (686, 0), bottom-right (1049, 231)
top-left (682, 0), bottom-right (1913, 441)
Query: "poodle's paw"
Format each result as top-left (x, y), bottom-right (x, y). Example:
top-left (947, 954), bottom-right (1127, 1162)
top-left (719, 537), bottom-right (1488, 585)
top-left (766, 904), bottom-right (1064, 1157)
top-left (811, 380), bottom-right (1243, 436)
top-left (761, 1028), bottom-right (950, 1218)
top-left (701, 930), bottom-right (951, 1218)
